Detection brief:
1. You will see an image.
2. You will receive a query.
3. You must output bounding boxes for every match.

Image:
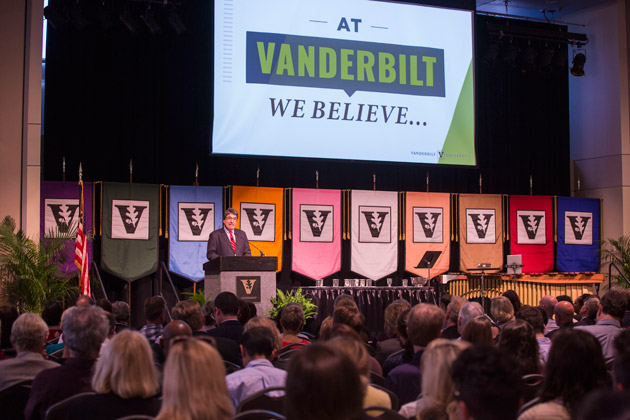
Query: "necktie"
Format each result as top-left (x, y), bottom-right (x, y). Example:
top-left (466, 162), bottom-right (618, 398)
top-left (229, 230), bottom-right (236, 254)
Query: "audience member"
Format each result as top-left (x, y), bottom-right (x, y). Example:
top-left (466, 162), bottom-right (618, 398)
top-left (41, 301), bottom-right (62, 341)
top-left (160, 320), bottom-right (193, 358)
top-left (320, 323), bottom-right (382, 376)
top-left (111, 301), bottom-right (131, 333)
top-left (155, 338), bottom-right (233, 420)
top-left (621, 288), bottom-right (630, 328)
top-left (25, 305), bottom-right (109, 420)
top-left (460, 315), bottom-right (493, 347)
top-left (545, 300), bottom-right (574, 340)
top-left (280, 303), bottom-right (310, 348)
top-left (381, 308), bottom-right (413, 377)
top-left (244, 316), bottom-right (282, 354)
top-left (333, 305), bottom-right (366, 337)
top-left (285, 343), bottom-right (365, 420)
top-left (376, 300), bottom-right (411, 364)
top-left (226, 326), bottom-right (286, 409)
top-left (575, 296), bottom-right (600, 326)
top-left (503, 290), bottom-right (522, 314)
top-left (0, 313), bottom-right (58, 391)
top-left (95, 298), bottom-right (112, 313)
top-left (575, 289), bottom-right (626, 369)
top-left (452, 345), bottom-right (521, 420)
top-left (65, 330), bottom-right (161, 420)
top-left (613, 330), bottom-right (630, 391)
top-left (457, 302), bottom-right (484, 335)
top-left (442, 296), bottom-right (466, 339)
top-left (518, 329), bottom-right (608, 420)
top-left (573, 293), bottom-right (592, 321)
top-left (0, 304), bottom-right (18, 349)
top-left (385, 303), bottom-right (444, 406)
top-left (172, 300), bottom-right (206, 334)
top-left (497, 319), bottom-right (540, 376)
top-left (574, 390), bottom-right (630, 420)
top-left (539, 295), bottom-right (558, 334)
top-left (139, 296), bottom-right (166, 344)
top-left (516, 305), bottom-right (551, 365)
top-left (202, 300), bottom-right (217, 331)
top-left (75, 295), bottom-right (94, 307)
top-left (207, 292), bottom-right (244, 342)
top-left (399, 339), bottom-right (470, 419)
top-left (556, 295), bottom-right (573, 304)
top-left (490, 296), bottom-right (515, 328)
top-left (439, 294), bottom-right (452, 312)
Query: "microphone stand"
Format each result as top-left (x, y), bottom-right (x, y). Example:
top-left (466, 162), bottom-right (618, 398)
top-left (249, 242), bottom-right (266, 257)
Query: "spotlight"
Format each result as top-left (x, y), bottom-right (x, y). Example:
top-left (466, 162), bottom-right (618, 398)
top-left (168, 12), bottom-right (186, 35)
top-left (141, 8), bottom-right (161, 35)
top-left (43, 5), bottom-right (68, 31)
top-left (570, 48), bottom-right (586, 77)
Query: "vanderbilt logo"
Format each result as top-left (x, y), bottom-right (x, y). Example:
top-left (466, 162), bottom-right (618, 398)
top-left (241, 203), bottom-right (275, 242)
top-left (516, 210), bottom-right (546, 244)
top-left (178, 203), bottom-right (214, 241)
top-left (44, 199), bottom-right (80, 238)
top-left (240, 278), bottom-right (257, 294)
top-left (112, 200), bottom-right (150, 240)
top-left (358, 206), bottom-right (391, 243)
top-left (236, 276), bottom-right (261, 302)
top-left (300, 205), bottom-right (333, 242)
top-left (565, 211), bottom-right (593, 245)
top-left (466, 209), bottom-right (496, 244)
top-left (413, 207), bottom-right (443, 243)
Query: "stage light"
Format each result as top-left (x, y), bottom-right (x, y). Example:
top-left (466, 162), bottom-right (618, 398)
top-left (43, 5), bottom-right (68, 31)
top-left (141, 8), bottom-right (161, 35)
top-left (168, 12), bottom-right (186, 35)
top-left (570, 47), bottom-right (586, 77)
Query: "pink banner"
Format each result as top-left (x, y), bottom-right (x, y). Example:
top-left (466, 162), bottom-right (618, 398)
top-left (292, 188), bottom-right (341, 279)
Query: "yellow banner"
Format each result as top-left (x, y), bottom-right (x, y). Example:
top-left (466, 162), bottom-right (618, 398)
top-left (232, 186), bottom-right (284, 271)
top-left (458, 194), bottom-right (503, 273)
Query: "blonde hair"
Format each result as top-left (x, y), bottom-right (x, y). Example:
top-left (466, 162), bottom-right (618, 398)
top-left (490, 296), bottom-right (514, 324)
top-left (325, 336), bottom-right (370, 394)
top-left (155, 338), bottom-right (232, 420)
top-left (92, 330), bottom-right (158, 398)
top-left (245, 316), bottom-right (282, 352)
top-left (417, 339), bottom-right (470, 420)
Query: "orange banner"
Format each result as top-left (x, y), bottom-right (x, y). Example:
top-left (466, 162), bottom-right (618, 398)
top-left (458, 194), bottom-right (503, 273)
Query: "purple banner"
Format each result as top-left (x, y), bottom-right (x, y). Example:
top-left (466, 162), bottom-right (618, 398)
top-left (40, 181), bottom-right (93, 276)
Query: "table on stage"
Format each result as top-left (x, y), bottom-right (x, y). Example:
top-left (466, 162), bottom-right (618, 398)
top-left (445, 273), bottom-right (605, 306)
top-left (298, 286), bottom-right (436, 335)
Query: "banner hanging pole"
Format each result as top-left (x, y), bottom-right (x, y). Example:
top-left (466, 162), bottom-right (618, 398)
top-left (315, 170), bottom-right (319, 189)
top-left (62, 156), bottom-right (66, 182)
top-left (129, 159), bottom-right (133, 184)
top-left (426, 171), bottom-right (429, 193)
top-left (194, 163), bottom-right (199, 186)
top-left (256, 166), bottom-right (260, 187)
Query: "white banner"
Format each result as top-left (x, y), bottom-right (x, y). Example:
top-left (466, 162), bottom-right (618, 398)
top-left (351, 190), bottom-right (398, 279)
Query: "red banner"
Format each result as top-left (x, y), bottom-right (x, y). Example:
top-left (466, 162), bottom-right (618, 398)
top-left (510, 195), bottom-right (553, 273)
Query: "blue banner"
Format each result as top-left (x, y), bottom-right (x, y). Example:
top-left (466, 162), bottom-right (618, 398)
top-left (169, 186), bottom-right (223, 281)
top-left (557, 197), bottom-right (600, 272)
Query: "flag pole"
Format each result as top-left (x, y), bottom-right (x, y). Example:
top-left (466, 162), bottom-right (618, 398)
top-left (315, 170), bottom-right (319, 189)
top-left (529, 175), bottom-right (533, 195)
top-left (373, 173), bottom-right (376, 191)
top-left (194, 163), bottom-right (199, 186)
top-left (479, 173), bottom-right (483, 194)
top-left (256, 166), bottom-right (260, 187)
top-left (129, 159), bottom-right (133, 184)
top-left (426, 171), bottom-right (429, 193)
top-left (62, 156), bottom-right (66, 182)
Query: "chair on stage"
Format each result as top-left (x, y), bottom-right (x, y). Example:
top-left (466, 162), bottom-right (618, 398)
top-left (236, 386), bottom-right (286, 415)
top-left (0, 379), bottom-right (32, 420)
top-left (370, 383), bottom-right (400, 411)
top-left (363, 406), bottom-right (407, 420)
top-left (234, 409), bottom-right (286, 420)
top-left (45, 392), bottom-right (95, 420)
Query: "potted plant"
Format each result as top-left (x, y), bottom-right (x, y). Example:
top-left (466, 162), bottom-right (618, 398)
top-left (601, 236), bottom-right (630, 288)
top-left (268, 288), bottom-right (317, 321)
top-left (0, 216), bottom-right (76, 313)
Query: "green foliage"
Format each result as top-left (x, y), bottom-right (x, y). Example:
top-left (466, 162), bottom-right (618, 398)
top-left (0, 215), bottom-right (77, 314)
top-left (182, 289), bottom-right (211, 306)
top-left (268, 288), bottom-right (317, 320)
top-left (601, 236), bottom-right (630, 288)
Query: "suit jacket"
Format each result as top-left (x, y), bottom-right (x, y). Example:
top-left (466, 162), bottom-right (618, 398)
top-left (0, 352), bottom-right (58, 392)
top-left (207, 227), bottom-right (251, 260)
top-left (207, 319), bottom-right (244, 343)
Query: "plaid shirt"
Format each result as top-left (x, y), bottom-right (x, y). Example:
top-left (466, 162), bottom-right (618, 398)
top-left (139, 323), bottom-right (164, 344)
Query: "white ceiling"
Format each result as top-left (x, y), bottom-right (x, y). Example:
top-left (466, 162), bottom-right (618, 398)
top-left (476, 0), bottom-right (611, 20)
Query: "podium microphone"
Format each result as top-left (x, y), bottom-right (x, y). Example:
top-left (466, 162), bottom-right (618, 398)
top-left (249, 242), bottom-right (266, 257)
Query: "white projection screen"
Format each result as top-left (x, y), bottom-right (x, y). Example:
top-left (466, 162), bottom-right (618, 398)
top-left (212, 0), bottom-right (475, 165)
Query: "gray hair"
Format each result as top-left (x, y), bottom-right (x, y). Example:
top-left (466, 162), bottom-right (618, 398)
top-left (112, 301), bottom-right (130, 324)
top-left (458, 302), bottom-right (484, 333)
top-left (63, 306), bottom-right (109, 358)
top-left (447, 296), bottom-right (467, 325)
top-left (584, 297), bottom-right (600, 320)
top-left (11, 313), bottom-right (49, 352)
top-left (223, 208), bottom-right (238, 219)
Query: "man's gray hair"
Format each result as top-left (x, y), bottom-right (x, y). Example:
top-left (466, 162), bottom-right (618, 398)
top-left (112, 301), bottom-right (130, 324)
top-left (458, 302), bottom-right (484, 333)
top-left (223, 208), bottom-right (238, 219)
top-left (447, 296), bottom-right (467, 324)
top-left (63, 305), bottom-right (109, 358)
top-left (584, 297), bottom-right (600, 320)
top-left (11, 313), bottom-right (49, 352)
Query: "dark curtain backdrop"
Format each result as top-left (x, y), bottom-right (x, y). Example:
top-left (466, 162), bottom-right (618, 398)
top-left (43, 0), bottom-right (570, 306)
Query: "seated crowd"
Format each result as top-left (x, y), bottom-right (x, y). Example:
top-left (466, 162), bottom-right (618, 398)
top-left (0, 286), bottom-right (629, 420)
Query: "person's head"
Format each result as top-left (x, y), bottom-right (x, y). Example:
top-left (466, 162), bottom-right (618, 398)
top-left (490, 296), bottom-right (514, 324)
top-left (396, 308), bottom-right (411, 341)
top-left (144, 296), bottom-right (166, 324)
top-left (41, 301), bottom-right (63, 327)
top-left (161, 320), bottom-right (193, 356)
top-left (418, 339), bottom-right (470, 418)
top-left (280, 303), bottom-right (305, 335)
top-left (112, 301), bottom-right (130, 325)
top-left (439, 294), bottom-right (452, 311)
top-left (554, 301), bottom-right (575, 327)
top-left (95, 298), bottom-right (112, 313)
top-left (502, 290), bottom-right (522, 314)
top-left (460, 315), bottom-right (493, 346)
top-left (332, 305), bottom-right (364, 336)
top-left (222, 208), bottom-right (238, 231)
top-left (213, 292), bottom-right (240, 323)
top-left (325, 336), bottom-right (370, 394)
top-left (574, 390), bottom-right (630, 420)
top-left (515, 305), bottom-right (545, 335)
top-left (383, 300), bottom-right (411, 337)
top-left (540, 329), bottom-right (607, 412)
top-left (0, 304), bottom-right (19, 348)
top-left (10, 313), bottom-right (49, 353)
top-left (156, 338), bottom-right (232, 420)
top-left (539, 295), bottom-right (558, 317)
top-left (172, 300), bottom-right (205, 331)
top-left (319, 322), bottom-right (362, 342)
top-left (285, 343), bottom-right (363, 420)
top-left (407, 303), bottom-right (444, 348)
top-left (333, 294), bottom-right (357, 310)
top-left (75, 295), bottom-right (95, 307)
top-left (62, 305), bottom-right (109, 359)
top-left (92, 330), bottom-right (158, 398)
top-left (581, 296), bottom-right (600, 321)
top-left (613, 330), bottom-right (630, 391)
top-left (240, 326), bottom-right (277, 363)
top-left (445, 296), bottom-right (467, 327)
top-left (237, 299), bottom-right (253, 325)
top-left (244, 316), bottom-right (282, 353)
top-left (556, 295), bottom-right (573, 305)
top-left (452, 345), bottom-right (521, 420)
top-left (457, 302), bottom-right (484, 334)
top-left (497, 319), bottom-right (539, 376)
top-left (599, 289), bottom-right (627, 321)
top-left (574, 293), bottom-right (592, 318)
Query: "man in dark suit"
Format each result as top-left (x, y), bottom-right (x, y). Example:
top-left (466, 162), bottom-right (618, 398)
top-left (207, 292), bottom-right (244, 343)
top-left (207, 208), bottom-right (252, 260)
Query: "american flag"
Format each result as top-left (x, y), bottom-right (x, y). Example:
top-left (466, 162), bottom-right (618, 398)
top-left (75, 179), bottom-right (90, 296)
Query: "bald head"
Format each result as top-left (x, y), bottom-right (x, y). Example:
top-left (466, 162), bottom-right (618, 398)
top-left (539, 295), bottom-right (557, 317)
top-left (554, 301), bottom-right (575, 327)
top-left (162, 320), bottom-right (193, 356)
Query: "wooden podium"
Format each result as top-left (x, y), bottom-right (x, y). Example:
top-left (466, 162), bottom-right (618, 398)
top-left (203, 256), bottom-right (278, 317)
